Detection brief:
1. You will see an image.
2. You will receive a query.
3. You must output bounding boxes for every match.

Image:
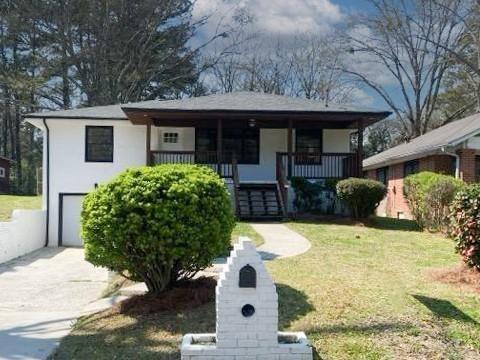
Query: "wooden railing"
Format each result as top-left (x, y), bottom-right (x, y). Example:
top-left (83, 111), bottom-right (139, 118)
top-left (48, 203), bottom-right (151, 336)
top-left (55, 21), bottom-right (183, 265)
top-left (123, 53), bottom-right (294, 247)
top-left (150, 150), bottom-right (235, 178)
top-left (275, 154), bottom-right (289, 215)
top-left (276, 152), bottom-right (360, 179)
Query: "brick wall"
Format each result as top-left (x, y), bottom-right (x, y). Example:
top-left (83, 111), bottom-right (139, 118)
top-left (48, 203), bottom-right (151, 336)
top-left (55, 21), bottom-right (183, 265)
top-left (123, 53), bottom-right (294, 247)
top-left (385, 163), bottom-right (412, 219)
top-left (458, 149), bottom-right (476, 183)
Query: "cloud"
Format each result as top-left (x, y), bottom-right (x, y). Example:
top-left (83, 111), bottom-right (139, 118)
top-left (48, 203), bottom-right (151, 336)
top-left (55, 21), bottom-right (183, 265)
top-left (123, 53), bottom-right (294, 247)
top-left (193, 0), bottom-right (343, 41)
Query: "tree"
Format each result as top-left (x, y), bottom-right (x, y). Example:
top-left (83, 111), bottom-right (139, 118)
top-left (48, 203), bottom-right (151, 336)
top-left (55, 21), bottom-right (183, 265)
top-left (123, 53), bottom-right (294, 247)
top-left (344, 0), bottom-right (463, 139)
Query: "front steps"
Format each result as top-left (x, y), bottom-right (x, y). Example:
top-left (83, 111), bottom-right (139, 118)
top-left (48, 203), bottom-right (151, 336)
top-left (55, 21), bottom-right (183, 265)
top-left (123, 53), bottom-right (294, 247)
top-left (236, 182), bottom-right (286, 220)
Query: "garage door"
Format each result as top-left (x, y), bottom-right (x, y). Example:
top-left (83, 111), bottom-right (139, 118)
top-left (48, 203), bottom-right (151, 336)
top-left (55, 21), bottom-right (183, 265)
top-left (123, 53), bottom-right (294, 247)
top-left (60, 194), bottom-right (85, 247)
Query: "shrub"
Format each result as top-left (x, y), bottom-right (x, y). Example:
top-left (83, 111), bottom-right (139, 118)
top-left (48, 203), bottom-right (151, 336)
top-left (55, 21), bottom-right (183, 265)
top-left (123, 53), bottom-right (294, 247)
top-left (336, 178), bottom-right (386, 218)
top-left (81, 164), bottom-right (235, 294)
top-left (404, 172), bottom-right (463, 231)
top-left (290, 177), bottom-right (322, 212)
top-left (450, 184), bottom-right (480, 271)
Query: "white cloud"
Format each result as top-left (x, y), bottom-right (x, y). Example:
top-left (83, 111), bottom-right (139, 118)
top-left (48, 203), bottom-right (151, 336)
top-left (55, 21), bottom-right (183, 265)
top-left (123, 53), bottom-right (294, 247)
top-left (193, 0), bottom-right (343, 40)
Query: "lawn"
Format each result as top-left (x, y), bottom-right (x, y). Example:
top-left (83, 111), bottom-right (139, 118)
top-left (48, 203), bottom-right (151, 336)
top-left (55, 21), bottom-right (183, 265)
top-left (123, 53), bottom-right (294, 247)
top-left (51, 220), bottom-right (480, 359)
top-left (231, 221), bottom-right (264, 247)
top-left (0, 195), bottom-right (42, 221)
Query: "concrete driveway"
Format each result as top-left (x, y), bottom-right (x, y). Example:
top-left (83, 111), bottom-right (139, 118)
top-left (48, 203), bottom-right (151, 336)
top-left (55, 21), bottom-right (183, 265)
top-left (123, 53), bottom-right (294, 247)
top-left (0, 248), bottom-right (108, 360)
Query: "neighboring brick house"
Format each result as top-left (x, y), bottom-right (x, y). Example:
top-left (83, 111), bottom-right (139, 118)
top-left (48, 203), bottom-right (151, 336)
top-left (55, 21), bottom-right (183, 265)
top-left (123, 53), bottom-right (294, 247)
top-left (363, 113), bottom-right (480, 219)
top-left (0, 156), bottom-right (12, 194)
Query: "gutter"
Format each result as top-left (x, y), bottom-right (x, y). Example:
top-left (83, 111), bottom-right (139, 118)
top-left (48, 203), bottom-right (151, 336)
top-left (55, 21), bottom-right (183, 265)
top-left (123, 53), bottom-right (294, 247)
top-left (441, 146), bottom-right (460, 179)
top-left (42, 118), bottom-right (50, 247)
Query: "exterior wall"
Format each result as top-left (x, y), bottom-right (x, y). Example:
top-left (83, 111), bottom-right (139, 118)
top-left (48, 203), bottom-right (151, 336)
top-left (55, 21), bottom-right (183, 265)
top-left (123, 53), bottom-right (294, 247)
top-left (0, 210), bottom-right (46, 264)
top-left (458, 148), bottom-right (477, 183)
top-left (0, 158), bottom-right (10, 193)
top-left (37, 119), bottom-right (147, 246)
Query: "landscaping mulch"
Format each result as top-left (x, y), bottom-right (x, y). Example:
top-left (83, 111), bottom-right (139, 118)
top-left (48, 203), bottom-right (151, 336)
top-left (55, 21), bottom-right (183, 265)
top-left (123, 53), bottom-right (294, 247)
top-left (114, 277), bottom-right (216, 315)
top-left (430, 264), bottom-right (480, 293)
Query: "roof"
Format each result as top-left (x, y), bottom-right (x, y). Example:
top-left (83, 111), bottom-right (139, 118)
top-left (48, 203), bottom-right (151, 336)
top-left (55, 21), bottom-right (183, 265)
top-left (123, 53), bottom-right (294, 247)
top-left (122, 91), bottom-right (389, 114)
top-left (363, 112), bottom-right (480, 170)
top-left (0, 156), bottom-right (13, 163)
top-left (25, 92), bottom-right (390, 120)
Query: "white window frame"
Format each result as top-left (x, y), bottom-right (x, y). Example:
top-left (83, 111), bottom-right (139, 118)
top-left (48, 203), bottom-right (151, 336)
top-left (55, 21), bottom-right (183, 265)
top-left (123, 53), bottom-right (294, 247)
top-left (163, 132), bottom-right (179, 144)
top-left (0, 167), bottom-right (5, 178)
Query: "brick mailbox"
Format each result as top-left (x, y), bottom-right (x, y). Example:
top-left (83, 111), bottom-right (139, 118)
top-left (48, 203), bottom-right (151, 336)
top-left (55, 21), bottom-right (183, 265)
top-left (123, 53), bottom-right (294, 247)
top-left (181, 237), bottom-right (312, 359)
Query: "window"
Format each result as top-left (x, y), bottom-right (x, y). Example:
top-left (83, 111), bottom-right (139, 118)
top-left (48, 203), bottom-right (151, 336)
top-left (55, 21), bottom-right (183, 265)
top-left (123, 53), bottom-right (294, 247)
top-left (195, 128), bottom-right (259, 164)
top-left (376, 167), bottom-right (388, 185)
top-left (404, 160), bottom-right (419, 176)
top-left (163, 132), bottom-right (179, 144)
top-left (85, 126), bottom-right (113, 162)
top-left (0, 167), bottom-right (5, 178)
top-left (295, 129), bottom-right (323, 164)
top-left (476, 156), bottom-right (480, 182)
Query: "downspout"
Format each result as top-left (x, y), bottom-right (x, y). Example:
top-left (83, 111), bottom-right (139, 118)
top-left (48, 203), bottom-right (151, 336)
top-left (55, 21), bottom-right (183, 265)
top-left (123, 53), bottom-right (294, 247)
top-left (441, 146), bottom-right (460, 179)
top-left (42, 118), bottom-right (50, 247)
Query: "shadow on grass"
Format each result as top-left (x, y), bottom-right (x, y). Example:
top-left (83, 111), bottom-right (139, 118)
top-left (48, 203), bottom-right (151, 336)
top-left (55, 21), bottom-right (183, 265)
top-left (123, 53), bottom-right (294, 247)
top-left (52, 283), bottom-right (314, 360)
top-left (291, 216), bottom-right (420, 232)
top-left (413, 294), bottom-right (478, 325)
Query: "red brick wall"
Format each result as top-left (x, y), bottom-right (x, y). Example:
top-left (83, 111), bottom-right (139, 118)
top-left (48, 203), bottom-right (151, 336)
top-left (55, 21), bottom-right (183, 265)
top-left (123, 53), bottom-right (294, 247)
top-left (385, 163), bottom-right (412, 219)
top-left (0, 158), bottom-right (10, 193)
top-left (458, 149), bottom-right (476, 183)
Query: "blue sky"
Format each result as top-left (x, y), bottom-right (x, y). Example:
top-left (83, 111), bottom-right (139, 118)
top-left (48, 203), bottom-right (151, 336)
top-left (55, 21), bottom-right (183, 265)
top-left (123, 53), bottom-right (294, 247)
top-left (193, 0), bottom-right (394, 111)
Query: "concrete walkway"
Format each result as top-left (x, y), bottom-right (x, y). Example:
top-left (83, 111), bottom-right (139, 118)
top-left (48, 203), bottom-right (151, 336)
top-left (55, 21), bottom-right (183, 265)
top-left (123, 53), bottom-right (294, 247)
top-left (0, 248), bottom-right (108, 360)
top-left (251, 222), bottom-right (311, 260)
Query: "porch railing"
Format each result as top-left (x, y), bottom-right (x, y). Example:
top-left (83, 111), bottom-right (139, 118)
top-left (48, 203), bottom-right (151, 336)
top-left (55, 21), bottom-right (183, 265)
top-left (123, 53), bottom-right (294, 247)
top-left (276, 152), bottom-right (360, 179)
top-left (150, 150), bottom-right (234, 178)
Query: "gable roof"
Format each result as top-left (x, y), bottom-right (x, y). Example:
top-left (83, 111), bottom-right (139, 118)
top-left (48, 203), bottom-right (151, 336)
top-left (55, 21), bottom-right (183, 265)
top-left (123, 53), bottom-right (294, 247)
top-left (0, 156), bottom-right (13, 163)
top-left (363, 112), bottom-right (480, 170)
top-left (25, 92), bottom-right (390, 121)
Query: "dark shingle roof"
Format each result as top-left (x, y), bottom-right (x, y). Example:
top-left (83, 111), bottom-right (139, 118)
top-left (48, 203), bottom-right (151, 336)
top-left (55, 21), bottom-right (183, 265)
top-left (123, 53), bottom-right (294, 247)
top-left (25, 92), bottom-right (390, 120)
top-left (122, 91), bottom-right (388, 114)
top-left (363, 113), bottom-right (480, 170)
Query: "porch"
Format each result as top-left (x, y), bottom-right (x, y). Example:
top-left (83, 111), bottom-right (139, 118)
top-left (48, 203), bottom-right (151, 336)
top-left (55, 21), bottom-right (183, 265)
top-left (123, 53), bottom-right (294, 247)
top-left (121, 92), bottom-right (390, 219)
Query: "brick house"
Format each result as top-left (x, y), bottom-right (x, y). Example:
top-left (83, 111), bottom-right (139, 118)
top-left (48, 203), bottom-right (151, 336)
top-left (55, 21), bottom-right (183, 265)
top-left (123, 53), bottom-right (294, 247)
top-left (0, 156), bottom-right (12, 194)
top-left (363, 113), bottom-right (480, 219)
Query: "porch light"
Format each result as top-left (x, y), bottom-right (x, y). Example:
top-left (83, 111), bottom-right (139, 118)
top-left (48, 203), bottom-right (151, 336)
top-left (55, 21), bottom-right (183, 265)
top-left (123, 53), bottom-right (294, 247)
top-left (248, 118), bottom-right (256, 128)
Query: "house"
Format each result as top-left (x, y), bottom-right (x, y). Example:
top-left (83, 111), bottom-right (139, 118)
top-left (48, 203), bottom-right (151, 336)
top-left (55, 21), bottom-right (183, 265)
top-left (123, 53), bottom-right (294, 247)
top-left (26, 91), bottom-right (390, 247)
top-left (0, 156), bottom-right (12, 193)
top-left (363, 113), bottom-right (480, 219)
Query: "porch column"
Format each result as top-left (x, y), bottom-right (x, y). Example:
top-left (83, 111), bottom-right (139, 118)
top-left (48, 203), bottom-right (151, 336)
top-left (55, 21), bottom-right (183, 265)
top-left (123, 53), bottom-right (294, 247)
top-left (357, 119), bottom-right (364, 177)
top-left (146, 122), bottom-right (152, 165)
top-left (287, 118), bottom-right (293, 178)
top-left (217, 118), bottom-right (223, 175)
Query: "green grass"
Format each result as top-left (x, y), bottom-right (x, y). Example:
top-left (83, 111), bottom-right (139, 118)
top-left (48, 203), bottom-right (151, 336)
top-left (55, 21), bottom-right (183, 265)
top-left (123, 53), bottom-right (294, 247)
top-left (0, 195), bottom-right (42, 221)
top-left (51, 220), bottom-right (480, 359)
top-left (231, 221), bottom-right (264, 247)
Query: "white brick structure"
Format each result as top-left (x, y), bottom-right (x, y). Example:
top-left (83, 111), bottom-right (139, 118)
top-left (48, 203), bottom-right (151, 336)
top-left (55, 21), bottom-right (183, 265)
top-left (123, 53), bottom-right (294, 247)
top-left (181, 237), bottom-right (312, 360)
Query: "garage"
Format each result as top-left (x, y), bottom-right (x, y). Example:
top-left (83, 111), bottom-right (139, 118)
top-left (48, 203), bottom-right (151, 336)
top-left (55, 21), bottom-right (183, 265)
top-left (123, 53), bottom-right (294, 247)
top-left (59, 193), bottom-right (86, 247)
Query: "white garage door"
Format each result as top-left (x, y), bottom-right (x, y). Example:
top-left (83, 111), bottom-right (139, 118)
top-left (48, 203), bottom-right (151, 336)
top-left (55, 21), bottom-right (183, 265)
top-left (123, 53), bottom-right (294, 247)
top-left (61, 195), bottom-right (85, 247)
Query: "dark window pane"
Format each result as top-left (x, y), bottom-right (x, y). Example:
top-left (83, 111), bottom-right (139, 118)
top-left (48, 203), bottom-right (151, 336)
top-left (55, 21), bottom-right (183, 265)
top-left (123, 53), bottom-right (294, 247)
top-left (476, 156), bottom-right (480, 182)
top-left (296, 129), bottom-right (322, 164)
top-left (86, 126), bottom-right (113, 162)
top-left (376, 167), bottom-right (388, 185)
top-left (404, 160), bottom-right (419, 176)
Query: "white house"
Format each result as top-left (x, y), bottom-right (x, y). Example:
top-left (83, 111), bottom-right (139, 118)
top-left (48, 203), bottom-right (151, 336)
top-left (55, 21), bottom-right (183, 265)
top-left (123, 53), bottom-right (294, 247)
top-left (26, 92), bottom-right (390, 247)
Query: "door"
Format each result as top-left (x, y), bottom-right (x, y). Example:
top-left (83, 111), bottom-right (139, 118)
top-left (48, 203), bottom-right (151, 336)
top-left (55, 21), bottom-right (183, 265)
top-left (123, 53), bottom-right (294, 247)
top-left (60, 194), bottom-right (86, 247)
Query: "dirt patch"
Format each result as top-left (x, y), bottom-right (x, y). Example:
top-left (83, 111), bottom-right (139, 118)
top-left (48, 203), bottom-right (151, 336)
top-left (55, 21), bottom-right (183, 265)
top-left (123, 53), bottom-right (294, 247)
top-left (429, 264), bottom-right (480, 293)
top-left (114, 277), bottom-right (216, 315)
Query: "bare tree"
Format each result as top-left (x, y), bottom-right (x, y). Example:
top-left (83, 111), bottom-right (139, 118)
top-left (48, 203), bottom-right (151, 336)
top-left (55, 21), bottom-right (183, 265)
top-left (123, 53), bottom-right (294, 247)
top-left (343, 0), bottom-right (463, 139)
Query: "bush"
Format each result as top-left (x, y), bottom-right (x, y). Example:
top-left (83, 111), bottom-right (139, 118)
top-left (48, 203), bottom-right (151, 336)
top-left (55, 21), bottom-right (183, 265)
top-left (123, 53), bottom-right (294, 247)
top-left (290, 177), bottom-right (322, 212)
top-left (450, 184), bottom-right (480, 271)
top-left (404, 172), bottom-right (463, 231)
top-left (81, 164), bottom-right (235, 294)
top-left (336, 178), bottom-right (386, 218)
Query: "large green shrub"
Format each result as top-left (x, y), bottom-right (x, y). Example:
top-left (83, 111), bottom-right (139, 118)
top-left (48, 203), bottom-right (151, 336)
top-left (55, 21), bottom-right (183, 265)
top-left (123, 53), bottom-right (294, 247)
top-left (81, 164), bottom-right (235, 294)
top-left (450, 184), bottom-right (480, 271)
top-left (336, 178), bottom-right (386, 218)
top-left (404, 172), bottom-right (463, 230)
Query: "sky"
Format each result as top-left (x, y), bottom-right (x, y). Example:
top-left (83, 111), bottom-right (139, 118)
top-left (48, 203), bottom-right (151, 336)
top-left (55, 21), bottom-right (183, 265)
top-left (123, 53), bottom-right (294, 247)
top-left (192, 0), bottom-right (394, 110)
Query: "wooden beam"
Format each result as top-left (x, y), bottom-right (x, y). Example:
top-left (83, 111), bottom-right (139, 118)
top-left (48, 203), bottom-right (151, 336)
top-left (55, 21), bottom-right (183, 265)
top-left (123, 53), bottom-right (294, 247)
top-left (217, 118), bottom-right (223, 175)
top-left (357, 119), bottom-right (364, 177)
top-left (287, 119), bottom-right (293, 179)
top-left (146, 123), bottom-right (152, 165)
